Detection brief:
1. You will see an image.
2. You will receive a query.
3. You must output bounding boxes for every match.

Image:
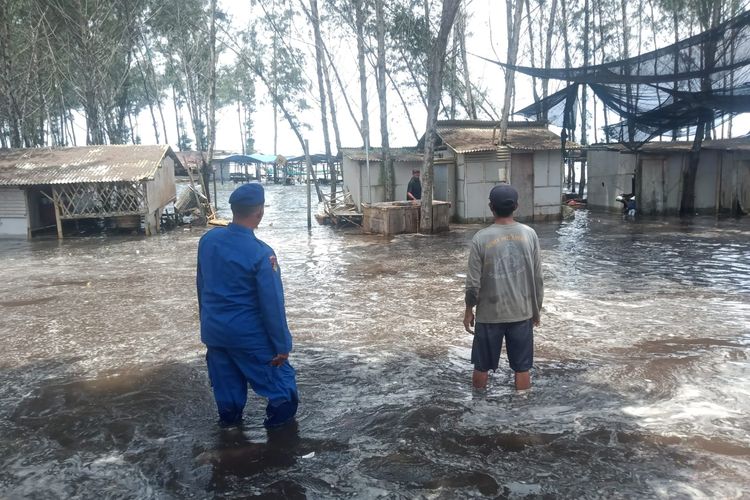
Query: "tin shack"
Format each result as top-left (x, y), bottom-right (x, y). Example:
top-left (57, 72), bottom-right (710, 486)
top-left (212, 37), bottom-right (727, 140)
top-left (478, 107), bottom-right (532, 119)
top-left (0, 145), bottom-right (180, 238)
top-left (426, 120), bottom-right (571, 222)
top-left (587, 137), bottom-right (750, 215)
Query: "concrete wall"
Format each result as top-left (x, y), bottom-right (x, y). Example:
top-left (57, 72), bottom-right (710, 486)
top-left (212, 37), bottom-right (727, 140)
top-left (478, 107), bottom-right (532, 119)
top-left (587, 149), bottom-right (637, 211)
top-left (0, 187), bottom-right (28, 237)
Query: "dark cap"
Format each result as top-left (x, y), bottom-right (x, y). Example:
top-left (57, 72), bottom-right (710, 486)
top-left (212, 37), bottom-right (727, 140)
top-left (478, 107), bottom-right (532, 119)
top-left (229, 183), bottom-right (265, 206)
top-left (489, 184), bottom-right (518, 210)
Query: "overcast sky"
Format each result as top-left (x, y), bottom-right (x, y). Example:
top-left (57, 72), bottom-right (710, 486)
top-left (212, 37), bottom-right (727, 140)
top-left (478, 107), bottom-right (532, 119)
top-left (64, 0), bottom-right (749, 156)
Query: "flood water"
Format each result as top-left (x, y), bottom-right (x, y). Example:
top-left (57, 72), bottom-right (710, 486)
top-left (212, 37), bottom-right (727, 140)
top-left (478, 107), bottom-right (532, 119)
top-left (1, 183), bottom-right (748, 499)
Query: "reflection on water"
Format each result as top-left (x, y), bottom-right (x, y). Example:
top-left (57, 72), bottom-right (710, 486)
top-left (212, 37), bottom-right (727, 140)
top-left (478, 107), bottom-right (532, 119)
top-left (0, 183), bottom-right (748, 498)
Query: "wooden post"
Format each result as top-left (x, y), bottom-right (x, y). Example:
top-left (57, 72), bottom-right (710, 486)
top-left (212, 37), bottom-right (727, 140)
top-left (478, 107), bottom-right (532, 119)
top-left (53, 188), bottom-right (63, 239)
top-left (305, 139), bottom-right (312, 230)
top-left (213, 167), bottom-right (218, 212)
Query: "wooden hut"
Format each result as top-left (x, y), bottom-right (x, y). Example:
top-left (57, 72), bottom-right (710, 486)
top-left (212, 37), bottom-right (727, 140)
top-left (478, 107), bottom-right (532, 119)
top-left (0, 145), bottom-right (180, 239)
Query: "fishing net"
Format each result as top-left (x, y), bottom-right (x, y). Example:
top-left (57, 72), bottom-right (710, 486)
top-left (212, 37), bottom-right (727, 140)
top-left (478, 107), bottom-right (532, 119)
top-left (486, 10), bottom-right (750, 148)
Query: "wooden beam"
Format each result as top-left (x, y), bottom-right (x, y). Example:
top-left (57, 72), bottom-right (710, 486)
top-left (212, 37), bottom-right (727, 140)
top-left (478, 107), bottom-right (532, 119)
top-left (52, 188), bottom-right (63, 239)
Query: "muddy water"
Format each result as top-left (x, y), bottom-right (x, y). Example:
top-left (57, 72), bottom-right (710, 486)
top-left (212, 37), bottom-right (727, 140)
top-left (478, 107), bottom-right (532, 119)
top-left (0, 183), bottom-right (748, 498)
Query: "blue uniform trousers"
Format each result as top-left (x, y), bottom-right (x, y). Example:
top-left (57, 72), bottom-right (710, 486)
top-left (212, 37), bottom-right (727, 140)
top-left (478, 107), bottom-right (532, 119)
top-left (206, 347), bottom-right (298, 428)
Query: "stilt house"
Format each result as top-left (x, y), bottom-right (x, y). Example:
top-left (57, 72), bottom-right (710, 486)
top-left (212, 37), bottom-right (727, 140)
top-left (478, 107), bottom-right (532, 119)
top-left (0, 145), bottom-right (180, 238)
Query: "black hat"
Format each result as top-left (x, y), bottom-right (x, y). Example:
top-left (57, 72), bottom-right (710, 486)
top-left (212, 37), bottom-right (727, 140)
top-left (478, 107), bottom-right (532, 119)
top-left (229, 183), bottom-right (265, 206)
top-left (489, 184), bottom-right (518, 210)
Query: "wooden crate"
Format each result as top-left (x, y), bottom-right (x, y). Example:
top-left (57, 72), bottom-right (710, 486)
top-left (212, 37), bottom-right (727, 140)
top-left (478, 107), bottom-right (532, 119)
top-left (362, 201), bottom-right (450, 235)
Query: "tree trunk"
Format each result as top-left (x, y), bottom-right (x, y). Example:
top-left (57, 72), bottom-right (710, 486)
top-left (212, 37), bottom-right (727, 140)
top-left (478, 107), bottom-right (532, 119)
top-left (499, 0), bottom-right (525, 144)
top-left (204, 0), bottom-right (217, 204)
top-left (354, 0), bottom-right (370, 150)
top-left (321, 50), bottom-right (342, 153)
top-left (401, 48), bottom-right (428, 108)
top-left (375, 0), bottom-right (393, 201)
top-left (0, 3), bottom-right (23, 148)
top-left (620, 0), bottom-right (634, 143)
top-left (680, 0), bottom-right (722, 214)
top-left (595, 0), bottom-right (609, 141)
top-left (420, 0), bottom-right (460, 234)
top-left (525, 0), bottom-right (541, 110)
top-left (457, 6), bottom-right (476, 119)
top-left (387, 69), bottom-right (420, 142)
top-left (578, 0), bottom-right (590, 198)
top-left (309, 0), bottom-right (336, 201)
top-left (580, 0), bottom-right (589, 147)
top-left (136, 58), bottom-right (160, 144)
top-left (172, 85), bottom-right (184, 150)
top-left (238, 97), bottom-right (245, 155)
top-left (324, 45), bottom-right (361, 139)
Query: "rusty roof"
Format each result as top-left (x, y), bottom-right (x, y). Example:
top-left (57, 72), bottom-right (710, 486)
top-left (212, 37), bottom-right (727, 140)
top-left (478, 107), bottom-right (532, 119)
top-left (174, 150), bottom-right (208, 168)
top-left (0, 145), bottom-right (180, 186)
top-left (434, 120), bottom-right (577, 153)
top-left (340, 147), bottom-right (423, 162)
top-left (588, 135), bottom-right (750, 153)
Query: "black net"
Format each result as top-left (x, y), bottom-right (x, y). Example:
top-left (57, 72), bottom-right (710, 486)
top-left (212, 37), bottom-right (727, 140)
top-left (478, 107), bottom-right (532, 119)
top-left (488, 9), bottom-right (750, 147)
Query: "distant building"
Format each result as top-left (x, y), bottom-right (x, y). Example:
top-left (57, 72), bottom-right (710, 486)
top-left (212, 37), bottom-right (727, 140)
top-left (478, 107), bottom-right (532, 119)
top-left (587, 137), bottom-right (750, 215)
top-left (341, 121), bottom-right (573, 222)
top-left (0, 145), bottom-right (181, 239)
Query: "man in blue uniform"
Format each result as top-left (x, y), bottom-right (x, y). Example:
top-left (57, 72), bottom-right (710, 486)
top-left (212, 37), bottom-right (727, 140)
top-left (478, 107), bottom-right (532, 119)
top-left (196, 183), bottom-right (298, 428)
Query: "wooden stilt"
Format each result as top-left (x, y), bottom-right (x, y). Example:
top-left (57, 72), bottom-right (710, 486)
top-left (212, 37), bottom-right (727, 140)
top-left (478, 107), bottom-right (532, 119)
top-left (53, 189), bottom-right (63, 239)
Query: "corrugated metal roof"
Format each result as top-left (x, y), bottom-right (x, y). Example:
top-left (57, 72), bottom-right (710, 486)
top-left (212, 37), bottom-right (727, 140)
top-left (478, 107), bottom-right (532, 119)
top-left (0, 145), bottom-right (174, 186)
top-left (174, 150), bottom-right (207, 168)
top-left (340, 147), bottom-right (423, 162)
top-left (588, 135), bottom-right (750, 153)
top-left (436, 121), bottom-right (577, 152)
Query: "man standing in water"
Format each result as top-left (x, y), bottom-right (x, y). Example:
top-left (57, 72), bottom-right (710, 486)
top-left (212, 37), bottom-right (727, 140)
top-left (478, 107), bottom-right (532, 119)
top-left (463, 184), bottom-right (543, 391)
top-left (197, 183), bottom-right (298, 428)
top-left (406, 169), bottom-right (422, 201)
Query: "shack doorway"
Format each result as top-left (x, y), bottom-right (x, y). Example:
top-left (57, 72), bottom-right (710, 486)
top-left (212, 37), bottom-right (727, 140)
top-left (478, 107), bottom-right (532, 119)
top-left (27, 187), bottom-right (57, 237)
top-left (434, 163), bottom-right (448, 201)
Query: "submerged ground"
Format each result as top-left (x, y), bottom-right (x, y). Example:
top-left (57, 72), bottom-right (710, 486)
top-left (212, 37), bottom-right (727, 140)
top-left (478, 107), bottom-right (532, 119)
top-left (0, 183), bottom-right (748, 498)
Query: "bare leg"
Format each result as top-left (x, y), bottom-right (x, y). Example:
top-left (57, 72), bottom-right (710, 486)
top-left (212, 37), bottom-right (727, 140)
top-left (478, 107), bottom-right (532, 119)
top-left (514, 371), bottom-right (531, 390)
top-left (473, 370), bottom-right (489, 389)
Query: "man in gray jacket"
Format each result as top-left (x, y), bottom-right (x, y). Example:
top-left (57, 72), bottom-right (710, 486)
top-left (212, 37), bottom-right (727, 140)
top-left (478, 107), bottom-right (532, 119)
top-left (463, 184), bottom-right (544, 391)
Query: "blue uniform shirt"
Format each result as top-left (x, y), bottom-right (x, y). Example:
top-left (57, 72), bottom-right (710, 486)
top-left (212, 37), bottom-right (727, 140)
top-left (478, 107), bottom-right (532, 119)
top-left (196, 223), bottom-right (292, 356)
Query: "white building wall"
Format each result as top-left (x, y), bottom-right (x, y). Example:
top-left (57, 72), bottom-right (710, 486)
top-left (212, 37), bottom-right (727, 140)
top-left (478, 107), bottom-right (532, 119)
top-left (0, 187), bottom-right (28, 237)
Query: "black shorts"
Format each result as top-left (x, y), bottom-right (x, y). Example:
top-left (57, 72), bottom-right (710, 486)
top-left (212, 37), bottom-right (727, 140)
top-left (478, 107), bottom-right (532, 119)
top-left (471, 320), bottom-right (533, 372)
